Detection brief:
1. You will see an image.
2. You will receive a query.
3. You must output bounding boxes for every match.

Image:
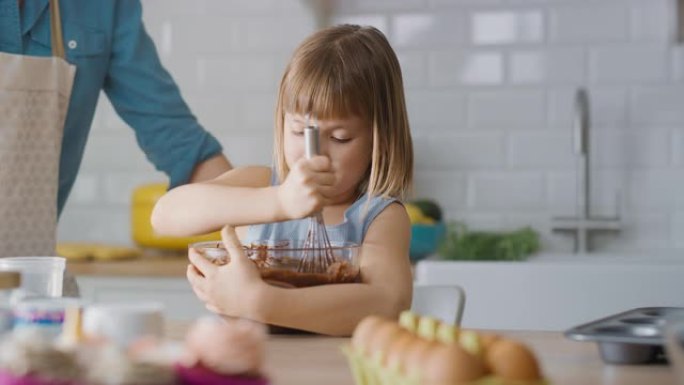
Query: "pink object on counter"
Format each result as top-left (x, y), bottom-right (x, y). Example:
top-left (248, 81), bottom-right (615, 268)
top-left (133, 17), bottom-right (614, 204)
top-left (174, 364), bottom-right (269, 385)
top-left (0, 371), bottom-right (80, 385)
top-left (184, 317), bottom-right (267, 376)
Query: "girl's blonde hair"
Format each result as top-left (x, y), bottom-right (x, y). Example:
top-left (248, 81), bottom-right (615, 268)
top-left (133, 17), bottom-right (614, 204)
top-left (273, 24), bottom-right (413, 200)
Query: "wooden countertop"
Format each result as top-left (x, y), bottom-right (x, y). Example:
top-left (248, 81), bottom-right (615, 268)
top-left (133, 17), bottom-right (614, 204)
top-left (165, 323), bottom-right (678, 385)
top-left (67, 253), bottom-right (189, 278)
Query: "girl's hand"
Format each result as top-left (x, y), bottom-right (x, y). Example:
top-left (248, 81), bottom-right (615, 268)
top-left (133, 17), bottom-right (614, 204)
top-left (276, 156), bottom-right (336, 219)
top-left (187, 226), bottom-right (264, 317)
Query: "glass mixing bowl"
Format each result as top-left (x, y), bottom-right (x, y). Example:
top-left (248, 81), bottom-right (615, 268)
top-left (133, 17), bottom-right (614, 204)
top-left (190, 240), bottom-right (361, 288)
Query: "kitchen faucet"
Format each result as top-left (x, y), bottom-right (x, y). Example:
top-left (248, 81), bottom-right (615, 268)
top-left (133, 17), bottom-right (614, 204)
top-left (551, 88), bottom-right (621, 253)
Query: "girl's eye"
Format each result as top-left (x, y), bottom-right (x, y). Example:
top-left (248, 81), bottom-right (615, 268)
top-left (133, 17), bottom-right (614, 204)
top-left (292, 130), bottom-right (304, 136)
top-left (332, 137), bottom-right (352, 143)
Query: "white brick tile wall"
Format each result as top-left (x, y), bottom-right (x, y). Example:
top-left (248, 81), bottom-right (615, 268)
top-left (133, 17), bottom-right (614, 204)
top-left (630, 87), bottom-right (684, 126)
top-left (397, 51), bottom-right (428, 88)
top-left (413, 134), bottom-right (505, 169)
top-left (589, 45), bottom-right (669, 84)
top-left (547, 172), bottom-right (577, 216)
top-left (509, 48), bottom-right (585, 85)
top-left (469, 173), bottom-right (545, 210)
top-left (57, 0), bottom-right (684, 252)
top-left (429, 51), bottom-right (504, 86)
top-left (674, 130), bottom-right (684, 166)
top-left (392, 12), bottom-right (467, 48)
top-left (592, 129), bottom-right (671, 168)
top-left (468, 90), bottom-right (546, 130)
top-left (548, 4), bottom-right (629, 43)
top-left (629, 0), bottom-right (674, 42)
top-left (470, 10), bottom-right (544, 45)
top-left (413, 171), bottom-right (468, 209)
top-left (406, 90), bottom-right (466, 131)
top-left (508, 131), bottom-right (574, 168)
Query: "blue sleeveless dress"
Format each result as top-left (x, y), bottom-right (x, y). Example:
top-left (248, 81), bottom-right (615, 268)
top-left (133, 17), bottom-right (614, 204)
top-left (245, 173), bottom-right (398, 245)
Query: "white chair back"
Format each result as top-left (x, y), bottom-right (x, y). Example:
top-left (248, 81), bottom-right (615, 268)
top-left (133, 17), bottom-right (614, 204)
top-left (411, 284), bottom-right (466, 326)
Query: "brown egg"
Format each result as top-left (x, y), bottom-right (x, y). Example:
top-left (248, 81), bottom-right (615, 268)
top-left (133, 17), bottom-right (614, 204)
top-left (403, 339), bottom-right (441, 378)
top-left (486, 339), bottom-right (542, 381)
top-left (351, 316), bottom-right (386, 354)
top-left (422, 343), bottom-right (486, 385)
top-left (384, 330), bottom-right (417, 372)
top-left (480, 333), bottom-right (501, 350)
top-left (367, 322), bottom-right (406, 362)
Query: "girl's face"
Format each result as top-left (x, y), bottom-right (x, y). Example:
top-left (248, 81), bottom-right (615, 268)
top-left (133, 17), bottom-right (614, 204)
top-left (284, 112), bottom-right (373, 204)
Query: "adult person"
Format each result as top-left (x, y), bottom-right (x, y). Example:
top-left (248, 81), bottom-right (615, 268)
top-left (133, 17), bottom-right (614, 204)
top-left (0, 0), bottom-right (231, 258)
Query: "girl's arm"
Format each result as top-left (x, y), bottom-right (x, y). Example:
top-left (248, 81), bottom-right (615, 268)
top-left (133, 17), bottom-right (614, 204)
top-left (151, 166), bottom-right (281, 236)
top-left (250, 203), bottom-right (413, 336)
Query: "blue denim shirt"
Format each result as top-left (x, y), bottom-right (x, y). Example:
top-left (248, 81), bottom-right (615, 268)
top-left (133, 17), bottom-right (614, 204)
top-left (0, 0), bottom-right (223, 214)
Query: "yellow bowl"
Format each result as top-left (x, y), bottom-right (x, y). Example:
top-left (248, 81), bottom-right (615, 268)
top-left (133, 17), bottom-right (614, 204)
top-left (131, 183), bottom-right (220, 250)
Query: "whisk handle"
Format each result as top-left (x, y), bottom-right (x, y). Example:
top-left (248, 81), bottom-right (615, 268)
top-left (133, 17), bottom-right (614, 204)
top-left (304, 125), bottom-right (320, 159)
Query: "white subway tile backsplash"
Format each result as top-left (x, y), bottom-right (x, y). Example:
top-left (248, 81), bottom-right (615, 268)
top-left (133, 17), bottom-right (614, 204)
top-left (630, 87), bottom-right (684, 126)
top-left (593, 211), bottom-right (671, 251)
top-left (238, 92), bottom-right (279, 133)
top-left (237, 17), bottom-right (316, 52)
top-left (67, 174), bottom-right (101, 205)
top-left (673, 212), bottom-right (684, 248)
top-left (629, 0), bottom-right (674, 42)
top-left (469, 173), bottom-right (545, 209)
top-left (589, 45), bottom-right (669, 84)
top-left (429, 51), bottom-right (504, 86)
top-left (549, 4), bottom-right (629, 43)
top-left (413, 171), bottom-right (467, 209)
top-left (406, 90), bottom-right (466, 131)
top-left (392, 13), bottom-right (466, 48)
top-left (163, 17), bottom-right (235, 55)
top-left (592, 129), bottom-right (671, 168)
top-left (468, 90), bottom-right (545, 130)
top-left (627, 170), bottom-right (680, 209)
top-left (509, 48), bottom-right (585, 85)
top-left (470, 10), bottom-right (544, 45)
top-left (674, 130), bottom-right (684, 166)
top-left (397, 51), bottom-right (428, 88)
top-left (217, 134), bottom-right (274, 166)
top-left (547, 172), bottom-right (578, 215)
top-left (413, 134), bottom-right (506, 168)
top-left (102, 173), bottom-right (163, 206)
top-left (58, 206), bottom-right (132, 245)
top-left (203, 55), bottom-right (279, 91)
top-left (508, 131), bottom-right (574, 167)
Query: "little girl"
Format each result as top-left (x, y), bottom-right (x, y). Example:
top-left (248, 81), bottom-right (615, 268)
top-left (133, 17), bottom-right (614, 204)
top-left (152, 24), bottom-right (414, 336)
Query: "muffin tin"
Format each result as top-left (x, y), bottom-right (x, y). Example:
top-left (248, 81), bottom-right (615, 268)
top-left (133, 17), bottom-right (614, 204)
top-left (565, 307), bottom-right (684, 364)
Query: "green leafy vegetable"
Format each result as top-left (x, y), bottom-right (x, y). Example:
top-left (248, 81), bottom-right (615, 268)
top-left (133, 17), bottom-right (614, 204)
top-left (438, 222), bottom-right (539, 261)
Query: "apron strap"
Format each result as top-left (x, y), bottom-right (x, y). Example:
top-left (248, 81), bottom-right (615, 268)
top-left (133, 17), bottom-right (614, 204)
top-left (49, 0), bottom-right (65, 59)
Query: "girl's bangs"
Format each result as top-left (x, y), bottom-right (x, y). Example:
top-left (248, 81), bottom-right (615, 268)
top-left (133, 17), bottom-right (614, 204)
top-left (282, 66), bottom-right (369, 121)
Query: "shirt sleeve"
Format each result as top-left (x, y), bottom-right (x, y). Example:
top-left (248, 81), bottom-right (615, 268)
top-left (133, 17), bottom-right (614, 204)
top-left (102, 0), bottom-right (223, 189)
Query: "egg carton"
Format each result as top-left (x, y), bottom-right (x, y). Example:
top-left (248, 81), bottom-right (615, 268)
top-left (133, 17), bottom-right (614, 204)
top-left (565, 307), bottom-right (684, 364)
top-left (342, 311), bottom-right (549, 385)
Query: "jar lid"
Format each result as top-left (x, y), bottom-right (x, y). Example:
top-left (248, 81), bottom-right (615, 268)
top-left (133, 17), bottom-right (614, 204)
top-left (0, 271), bottom-right (20, 289)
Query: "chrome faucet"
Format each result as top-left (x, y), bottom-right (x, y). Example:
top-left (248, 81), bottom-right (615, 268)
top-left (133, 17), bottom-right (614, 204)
top-left (551, 88), bottom-right (620, 253)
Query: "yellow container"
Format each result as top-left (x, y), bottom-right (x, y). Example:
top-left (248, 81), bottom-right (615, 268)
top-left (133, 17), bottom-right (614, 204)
top-left (131, 183), bottom-right (220, 250)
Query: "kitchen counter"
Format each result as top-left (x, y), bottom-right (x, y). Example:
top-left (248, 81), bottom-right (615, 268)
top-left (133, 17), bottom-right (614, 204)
top-left (67, 252), bottom-right (188, 277)
top-left (165, 322), bottom-right (677, 385)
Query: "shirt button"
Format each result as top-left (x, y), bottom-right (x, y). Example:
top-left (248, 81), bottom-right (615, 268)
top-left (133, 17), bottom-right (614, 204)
top-left (67, 40), bottom-right (77, 49)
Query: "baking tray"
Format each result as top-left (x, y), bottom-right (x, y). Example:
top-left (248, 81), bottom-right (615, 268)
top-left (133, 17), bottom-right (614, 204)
top-left (565, 307), bottom-right (684, 364)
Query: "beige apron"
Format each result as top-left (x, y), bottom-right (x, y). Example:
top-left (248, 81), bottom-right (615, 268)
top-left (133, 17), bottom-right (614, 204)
top-left (0, 0), bottom-right (75, 258)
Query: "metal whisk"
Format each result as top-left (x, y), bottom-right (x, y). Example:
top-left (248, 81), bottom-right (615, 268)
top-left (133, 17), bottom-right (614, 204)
top-left (298, 115), bottom-right (335, 273)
